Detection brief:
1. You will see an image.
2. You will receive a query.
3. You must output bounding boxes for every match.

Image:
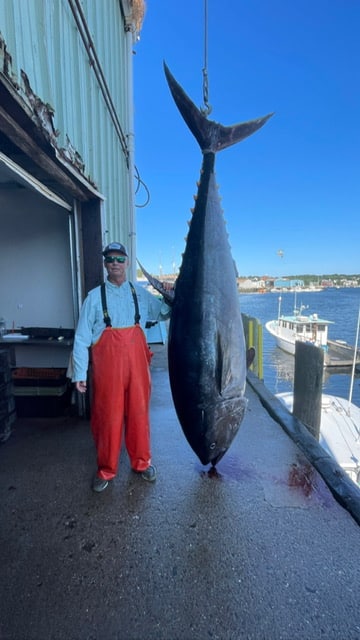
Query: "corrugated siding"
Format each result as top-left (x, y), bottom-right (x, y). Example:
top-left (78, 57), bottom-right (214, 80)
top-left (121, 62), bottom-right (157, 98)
top-left (0, 0), bottom-right (134, 250)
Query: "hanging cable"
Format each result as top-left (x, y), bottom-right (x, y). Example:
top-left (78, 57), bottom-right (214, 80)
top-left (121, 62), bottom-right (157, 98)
top-left (134, 165), bottom-right (150, 208)
top-left (200, 0), bottom-right (212, 117)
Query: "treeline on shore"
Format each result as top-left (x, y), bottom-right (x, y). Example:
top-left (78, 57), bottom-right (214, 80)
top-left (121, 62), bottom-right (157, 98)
top-left (243, 274), bottom-right (360, 284)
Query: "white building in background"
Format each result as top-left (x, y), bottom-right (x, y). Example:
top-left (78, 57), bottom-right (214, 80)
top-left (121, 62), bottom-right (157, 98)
top-left (237, 278), bottom-right (267, 291)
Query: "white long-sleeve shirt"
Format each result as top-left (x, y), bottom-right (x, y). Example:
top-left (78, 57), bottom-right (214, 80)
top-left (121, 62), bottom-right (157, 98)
top-left (72, 279), bottom-right (171, 381)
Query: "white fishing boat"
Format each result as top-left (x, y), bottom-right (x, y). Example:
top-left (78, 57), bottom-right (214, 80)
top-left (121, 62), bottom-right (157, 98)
top-left (277, 392), bottom-right (360, 486)
top-left (265, 297), bottom-right (360, 368)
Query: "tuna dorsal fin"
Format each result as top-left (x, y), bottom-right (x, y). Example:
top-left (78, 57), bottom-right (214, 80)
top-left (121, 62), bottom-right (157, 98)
top-left (164, 62), bottom-right (274, 154)
top-left (137, 259), bottom-right (175, 306)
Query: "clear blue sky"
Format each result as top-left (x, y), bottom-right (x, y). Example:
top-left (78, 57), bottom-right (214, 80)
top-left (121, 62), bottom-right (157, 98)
top-left (133, 1), bottom-right (360, 278)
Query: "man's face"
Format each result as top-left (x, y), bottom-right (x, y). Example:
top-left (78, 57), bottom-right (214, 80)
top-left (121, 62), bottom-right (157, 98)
top-left (104, 252), bottom-right (128, 277)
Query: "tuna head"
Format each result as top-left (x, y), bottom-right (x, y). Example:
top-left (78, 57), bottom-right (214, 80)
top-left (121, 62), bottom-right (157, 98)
top-left (175, 383), bottom-right (248, 467)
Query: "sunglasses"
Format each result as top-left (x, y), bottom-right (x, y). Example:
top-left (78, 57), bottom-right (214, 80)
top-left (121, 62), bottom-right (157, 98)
top-left (104, 255), bottom-right (126, 264)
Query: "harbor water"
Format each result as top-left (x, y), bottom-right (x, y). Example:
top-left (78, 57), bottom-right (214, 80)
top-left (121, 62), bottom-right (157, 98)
top-left (240, 287), bottom-right (360, 408)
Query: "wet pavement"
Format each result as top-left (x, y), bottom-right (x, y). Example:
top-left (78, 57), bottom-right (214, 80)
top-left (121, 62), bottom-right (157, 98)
top-left (1, 344), bottom-right (360, 640)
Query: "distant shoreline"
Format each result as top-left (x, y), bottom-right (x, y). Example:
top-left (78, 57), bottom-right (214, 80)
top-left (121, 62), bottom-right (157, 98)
top-left (238, 285), bottom-right (360, 294)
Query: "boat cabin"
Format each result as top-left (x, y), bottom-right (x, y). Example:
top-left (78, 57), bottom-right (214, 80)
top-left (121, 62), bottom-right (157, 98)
top-left (279, 313), bottom-right (333, 349)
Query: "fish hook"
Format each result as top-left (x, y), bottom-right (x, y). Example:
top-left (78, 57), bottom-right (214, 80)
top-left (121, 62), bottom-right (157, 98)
top-left (200, 67), bottom-right (212, 117)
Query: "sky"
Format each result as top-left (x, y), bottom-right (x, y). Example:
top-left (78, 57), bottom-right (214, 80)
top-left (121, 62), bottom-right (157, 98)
top-left (132, 1), bottom-right (360, 278)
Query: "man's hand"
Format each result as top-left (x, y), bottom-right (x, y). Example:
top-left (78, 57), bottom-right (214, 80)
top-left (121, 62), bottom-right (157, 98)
top-left (75, 381), bottom-right (87, 394)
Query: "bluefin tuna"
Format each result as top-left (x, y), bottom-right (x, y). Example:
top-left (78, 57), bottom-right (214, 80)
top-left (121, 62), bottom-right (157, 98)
top-left (159, 64), bottom-right (272, 466)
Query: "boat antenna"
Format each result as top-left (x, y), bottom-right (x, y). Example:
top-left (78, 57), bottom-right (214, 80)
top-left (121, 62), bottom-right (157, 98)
top-left (348, 304), bottom-right (360, 414)
top-left (200, 0), bottom-right (212, 117)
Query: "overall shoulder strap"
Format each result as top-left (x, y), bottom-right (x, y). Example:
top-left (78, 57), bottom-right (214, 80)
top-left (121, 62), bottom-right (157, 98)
top-left (128, 282), bottom-right (140, 325)
top-left (100, 282), bottom-right (112, 327)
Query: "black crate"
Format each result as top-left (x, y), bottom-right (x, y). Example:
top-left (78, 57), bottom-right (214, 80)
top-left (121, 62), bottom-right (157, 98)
top-left (12, 368), bottom-right (71, 418)
top-left (0, 349), bottom-right (11, 376)
top-left (0, 410), bottom-right (16, 443)
top-left (0, 384), bottom-right (15, 420)
top-left (14, 385), bottom-right (71, 418)
top-left (0, 367), bottom-right (12, 387)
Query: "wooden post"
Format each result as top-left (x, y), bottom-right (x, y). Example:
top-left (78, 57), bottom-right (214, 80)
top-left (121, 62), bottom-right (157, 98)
top-left (293, 341), bottom-right (324, 440)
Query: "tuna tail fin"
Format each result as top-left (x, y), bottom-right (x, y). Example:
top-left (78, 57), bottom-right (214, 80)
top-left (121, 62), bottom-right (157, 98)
top-left (164, 62), bottom-right (273, 154)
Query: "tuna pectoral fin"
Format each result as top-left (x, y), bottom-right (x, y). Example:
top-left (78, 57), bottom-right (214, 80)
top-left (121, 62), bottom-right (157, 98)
top-left (215, 335), bottom-right (235, 395)
top-left (164, 61), bottom-right (274, 154)
top-left (215, 337), bottom-right (252, 393)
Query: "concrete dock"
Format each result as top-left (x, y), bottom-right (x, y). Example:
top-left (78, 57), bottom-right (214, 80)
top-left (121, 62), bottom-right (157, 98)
top-left (1, 344), bottom-right (360, 640)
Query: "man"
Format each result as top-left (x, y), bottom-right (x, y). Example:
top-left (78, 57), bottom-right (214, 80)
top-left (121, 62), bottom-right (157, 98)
top-left (72, 242), bottom-right (172, 492)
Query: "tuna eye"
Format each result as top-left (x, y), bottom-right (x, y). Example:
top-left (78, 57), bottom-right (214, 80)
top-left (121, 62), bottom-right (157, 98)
top-left (210, 442), bottom-right (216, 449)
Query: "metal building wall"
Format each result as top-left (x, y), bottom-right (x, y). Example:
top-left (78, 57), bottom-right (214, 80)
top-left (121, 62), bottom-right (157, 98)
top-left (0, 0), bottom-right (136, 262)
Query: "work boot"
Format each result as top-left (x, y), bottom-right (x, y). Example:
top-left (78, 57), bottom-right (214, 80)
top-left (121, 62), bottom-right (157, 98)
top-left (92, 475), bottom-right (109, 492)
top-left (141, 465), bottom-right (157, 482)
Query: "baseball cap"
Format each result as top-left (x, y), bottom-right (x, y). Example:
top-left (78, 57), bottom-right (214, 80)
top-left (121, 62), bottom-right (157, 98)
top-left (102, 242), bottom-right (128, 257)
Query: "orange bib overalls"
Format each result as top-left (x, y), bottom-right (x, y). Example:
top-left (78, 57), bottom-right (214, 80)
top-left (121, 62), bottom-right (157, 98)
top-left (90, 284), bottom-right (153, 480)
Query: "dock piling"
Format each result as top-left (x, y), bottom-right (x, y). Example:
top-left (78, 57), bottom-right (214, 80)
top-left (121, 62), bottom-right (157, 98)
top-left (293, 341), bottom-right (324, 440)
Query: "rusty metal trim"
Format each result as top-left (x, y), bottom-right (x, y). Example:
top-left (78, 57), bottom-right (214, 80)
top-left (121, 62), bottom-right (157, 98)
top-left (0, 33), bottom-right (100, 202)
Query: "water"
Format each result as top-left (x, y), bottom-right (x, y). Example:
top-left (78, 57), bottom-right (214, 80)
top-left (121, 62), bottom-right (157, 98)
top-left (239, 287), bottom-right (360, 408)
